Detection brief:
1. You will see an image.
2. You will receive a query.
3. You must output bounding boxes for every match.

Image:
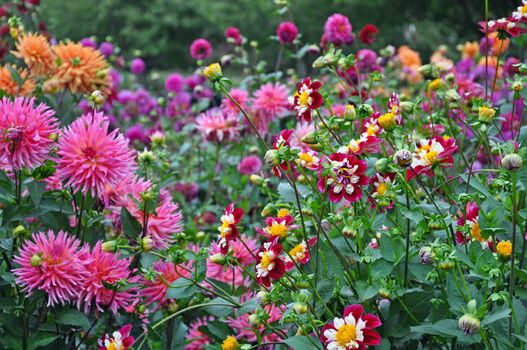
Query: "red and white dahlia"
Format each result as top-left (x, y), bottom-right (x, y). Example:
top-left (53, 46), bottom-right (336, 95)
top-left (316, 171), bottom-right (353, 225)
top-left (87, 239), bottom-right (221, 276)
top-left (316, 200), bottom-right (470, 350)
top-left (98, 324), bottom-right (134, 350)
top-left (217, 203), bottom-right (245, 255)
top-left (408, 136), bottom-right (457, 180)
top-left (256, 214), bottom-right (296, 240)
top-left (255, 238), bottom-right (286, 287)
top-left (291, 77), bottom-right (324, 123)
top-left (318, 153), bottom-right (369, 203)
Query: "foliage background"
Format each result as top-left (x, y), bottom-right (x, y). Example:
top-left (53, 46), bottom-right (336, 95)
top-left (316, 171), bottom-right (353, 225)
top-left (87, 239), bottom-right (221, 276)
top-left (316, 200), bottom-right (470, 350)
top-left (40, 0), bottom-right (512, 70)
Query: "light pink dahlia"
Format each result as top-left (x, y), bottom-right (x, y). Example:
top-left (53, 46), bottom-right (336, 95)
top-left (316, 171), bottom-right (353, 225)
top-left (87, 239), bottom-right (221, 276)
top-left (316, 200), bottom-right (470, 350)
top-left (194, 108), bottom-right (240, 143)
top-left (252, 82), bottom-right (290, 121)
top-left (140, 260), bottom-right (191, 307)
top-left (0, 97), bottom-right (58, 170)
top-left (221, 88), bottom-right (250, 116)
top-left (13, 230), bottom-right (90, 306)
top-left (77, 242), bottom-right (139, 314)
top-left (57, 111), bottom-right (135, 197)
top-left (112, 177), bottom-right (183, 249)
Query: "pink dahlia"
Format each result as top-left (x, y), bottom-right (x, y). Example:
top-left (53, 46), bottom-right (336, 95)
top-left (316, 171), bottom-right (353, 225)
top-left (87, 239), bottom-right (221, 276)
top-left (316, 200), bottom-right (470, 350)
top-left (13, 230), bottom-right (89, 306)
top-left (0, 97), bottom-right (58, 170)
top-left (77, 242), bottom-right (139, 314)
top-left (190, 38), bottom-right (212, 60)
top-left (130, 58), bottom-right (145, 74)
top-left (221, 88), bottom-right (250, 116)
top-left (140, 260), bottom-right (191, 307)
top-left (98, 324), bottom-right (134, 350)
top-left (112, 177), bottom-right (183, 249)
top-left (253, 82), bottom-right (290, 121)
top-left (185, 317), bottom-right (214, 350)
top-left (165, 73), bottom-right (185, 93)
top-left (195, 108), bottom-right (240, 143)
top-left (237, 155), bottom-right (262, 175)
top-left (225, 26), bottom-right (243, 45)
top-left (57, 111), bottom-right (135, 198)
top-left (324, 13), bottom-right (354, 46)
top-left (276, 21), bottom-right (298, 45)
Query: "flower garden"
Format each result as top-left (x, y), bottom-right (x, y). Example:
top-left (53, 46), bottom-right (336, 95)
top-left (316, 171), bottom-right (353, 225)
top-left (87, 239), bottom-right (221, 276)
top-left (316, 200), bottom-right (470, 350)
top-left (1, 0), bottom-right (527, 349)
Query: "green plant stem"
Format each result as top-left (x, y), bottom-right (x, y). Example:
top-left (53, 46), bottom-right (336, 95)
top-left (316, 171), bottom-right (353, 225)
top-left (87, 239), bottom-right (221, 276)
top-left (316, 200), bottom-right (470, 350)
top-left (404, 168), bottom-right (411, 287)
top-left (508, 171), bottom-right (518, 343)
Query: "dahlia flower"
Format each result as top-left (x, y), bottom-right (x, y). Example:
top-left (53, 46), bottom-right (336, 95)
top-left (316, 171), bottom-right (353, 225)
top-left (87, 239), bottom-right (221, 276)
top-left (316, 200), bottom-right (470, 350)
top-left (318, 152), bottom-right (369, 203)
top-left (252, 82), bottom-right (290, 121)
top-left (369, 173), bottom-right (396, 209)
top-left (225, 27), bottom-right (242, 45)
top-left (276, 21), bottom-right (298, 45)
top-left (237, 155), bottom-right (262, 175)
top-left (269, 129), bottom-right (295, 177)
top-left (57, 111), bottom-right (135, 197)
top-left (130, 58), bottom-right (145, 74)
top-left (479, 18), bottom-right (527, 38)
top-left (324, 13), bottom-right (354, 46)
top-left (359, 24), bottom-right (379, 45)
top-left (195, 108), bottom-right (240, 143)
top-left (256, 214), bottom-right (296, 240)
top-left (98, 324), bottom-right (134, 350)
top-left (190, 38), bottom-right (212, 60)
top-left (140, 260), bottom-right (191, 307)
top-left (165, 73), bottom-right (184, 93)
top-left (98, 42), bottom-right (114, 58)
top-left (12, 32), bottom-right (55, 76)
top-left (77, 242), bottom-right (139, 314)
top-left (338, 134), bottom-right (381, 156)
top-left (13, 230), bottom-right (90, 306)
top-left (255, 238), bottom-right (286, 287)
top-left (112, 177), bottom-right (183, 250)
top-left (513, 1), bottom-right (527, 22)
top-left (185, 317), bottom-right (214, 350)
top-left (0, 97), bottom-right (58, 170)
top-left (52, 42), bottom-right (109, 94)
top-left (295, 150), bottom-right (321, 170)
top-left (0, 65), bottom-right (35, 96)
top-left (322, 304), bottom-right (381, 350)
top-left (218, 203), bottom-right (245, 255)
top-left (455, 201), bottom-right (490, 246)
top-left (409, 136), bottom-right (457, 180)
top-left (291, 77), bottom-right (324, 123)
top-left (285, 237), bottom-right (317, 270)
top-left (221, 88), bottom-right (250, 116)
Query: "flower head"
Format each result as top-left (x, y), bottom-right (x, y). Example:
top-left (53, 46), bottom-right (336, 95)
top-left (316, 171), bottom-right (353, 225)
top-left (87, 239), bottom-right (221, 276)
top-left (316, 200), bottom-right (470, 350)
top-left (409, 136), bottom-right (457, 179)
top-left (218, 203), bottom-right (245, 255)
top-left (0, 97), bottom-right (58, 170)
top-left (255, 238), bottom-right (286, 287)
top-left (359, 24), bottom-right (379, 45)
top-left (57, 111), bottom-right (135, 197)
top-left (165, 73), bottom-right (184, 93)
top-left (0, 65), bottom-right (35, 96)
top-left (276, 21), bottom-right (298, 45)
top-left (237, 155), bottom-right (262, 175)
top-left (291, 77), bottom-right (324, 123)
top-left (253, 82), bottom-right (290, 121)
top-left (321, 304), bottom-right (382, 350)
top-left (98, 324), bottom-right (134, 350)
top-left (52, 42), bottom-right (109, 94)
top-left (13, 230), bottom-right (90, 306)
top-left (257, 215), bottom-right (296, 239)
top-left (324, 13), bottom-right (354, 46)
top-left (190, 38), bottom-right (212, 60)
top-left (140, 260), bottom-right (191, 307)
top-left (195, 108), bottom-right (240, 143)
top-left (130, 58), bottom-right (145, 74)
top-left (285, 237), bottom-right (317, 270)
top-left (497, 240), bottom-right (512, 261)
top-left (222, 336), bottom-right (240, 350)
top-left (12, 32), bottom-right (55, 76)
top-left (185, 317), bottom-right (214, 350)
top-left (225, 27), bottom-right (243, 45)
top-left (221, 88), bottom-right (249, 115)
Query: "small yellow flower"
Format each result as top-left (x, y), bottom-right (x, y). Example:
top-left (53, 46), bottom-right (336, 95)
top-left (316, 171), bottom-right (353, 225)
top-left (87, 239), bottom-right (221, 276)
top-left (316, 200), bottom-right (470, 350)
top-left (378, 112), bottom-right (396, 131)
top-left (478, 106), bottom-right (496, 123)
top-left (497, 240), bottom-right (512, 261)
top-left (203, 63), bottom-right (223, 82)
top-left (429, 78), bottom-right (443, 91)
top-left (222, 336), bottom-right (240, 350)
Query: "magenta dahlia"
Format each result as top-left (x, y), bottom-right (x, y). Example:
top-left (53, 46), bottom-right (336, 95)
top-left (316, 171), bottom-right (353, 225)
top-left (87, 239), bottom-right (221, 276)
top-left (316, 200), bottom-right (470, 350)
top-left (324, 13), bottom-right (354, 46)
top-left (140, 260), bottom-right (191, 307)
top-left (190, 38), bottom-right (212, 60)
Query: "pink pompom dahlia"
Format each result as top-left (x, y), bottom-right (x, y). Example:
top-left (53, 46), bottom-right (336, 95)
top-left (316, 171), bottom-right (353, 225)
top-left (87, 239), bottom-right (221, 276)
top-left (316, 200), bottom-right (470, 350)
top-left (276, 21), bottom-right (299, 45)
top-left (13, 230), bottom-right (90, 306)
top-left (324, 13), bottom-right (354, 46)
top-left (321, 304), bottom-right (382, 350)
top-left (0, 97), bottom-right (58, 170)
top-left (57, 111), bottom-right (135, 197)
top-left (190, 38), bottom-right (212, 60)
top-left (237, 155), bottom-right (262, 175)
top-left (77, 242), bottom-right (139, 314)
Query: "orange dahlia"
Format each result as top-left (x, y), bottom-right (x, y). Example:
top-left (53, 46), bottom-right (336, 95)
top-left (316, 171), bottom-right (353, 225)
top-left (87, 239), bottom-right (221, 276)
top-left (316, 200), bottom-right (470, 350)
top-left (12, 32), bottom-right (55, 76)
top-left (0, 65), bottom-right (35, 96)
top-left (51, 41), bottom-right (109, 94)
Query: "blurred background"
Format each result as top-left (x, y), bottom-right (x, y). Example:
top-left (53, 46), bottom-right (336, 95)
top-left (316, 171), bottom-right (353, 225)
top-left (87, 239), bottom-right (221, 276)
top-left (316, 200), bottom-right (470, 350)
top-left (40, 0), bottom-right (514, 71)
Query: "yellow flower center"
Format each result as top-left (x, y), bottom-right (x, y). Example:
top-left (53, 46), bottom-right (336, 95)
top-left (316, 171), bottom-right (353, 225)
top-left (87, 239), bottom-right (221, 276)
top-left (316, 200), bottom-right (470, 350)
top-left (366, 125), bottom-right (376, 136)
top-left (277, 209), bottom-right (290, 218)
top-left (289, 244), bottom-right (305, 259)
top-left (106, 343), bottom-right (120, 350)
top-left (522, 4), bottom-right (527, 14)
top-left (222, 336), bottom-right (239, 350)
top-left (299, 91), bottom-right (309, 106)
top-left (336, 324), bottom-right (357, 346)
top-left (269, 223), bottom-right (288, 238)
top-left (299, 152), bottom-right (314, 163)
top-left (219, 220), bottom-right (230, 237)
top-left (260, 252), bottom-right (272, 269)
top-left (377, 183), bottom-right (388, 196)
top-left (425, 150), bottom-right (438, 164)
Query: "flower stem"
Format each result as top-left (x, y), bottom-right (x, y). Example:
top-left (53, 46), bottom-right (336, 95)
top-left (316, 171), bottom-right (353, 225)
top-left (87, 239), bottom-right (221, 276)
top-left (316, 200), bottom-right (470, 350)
top-left (404, 168), bottom-right (411, 287)
top-left (508, 171), bottom-right (518, 343)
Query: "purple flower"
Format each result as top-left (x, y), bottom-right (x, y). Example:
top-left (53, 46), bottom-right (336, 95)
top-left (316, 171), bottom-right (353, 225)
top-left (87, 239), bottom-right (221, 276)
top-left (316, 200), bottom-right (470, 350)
top-left (190, 38), bottom-right (212, 60)
top-left (324, 13), bottom-right (354, 46)
top-left (165, 73), bottom-right (185, 93)
top-left (130, 58), bottom-right (145, 74)
top-left (99, 42), bottom-right (114, 57)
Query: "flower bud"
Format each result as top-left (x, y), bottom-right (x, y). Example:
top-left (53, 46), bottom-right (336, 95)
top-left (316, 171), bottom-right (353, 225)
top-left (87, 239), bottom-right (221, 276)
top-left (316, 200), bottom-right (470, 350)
top-left (501, 153), bottom-right (523, 171)
top-left (209, 253), bottom-right (226, 264)
top-left (478, 106), bottom-right (496, 123)
top-left (393, 149), bottom-right (413, 167)
top-left (307, 143), bottom-right (324, 151)
top-left (375, 158), bottom-right (389, 173)
top-left (90, 90), bottom-right (105, 108)
top-left (150, 132), bottom-right (165, 148)
top-left (512, 81), bottom-right (523, 92)
top-left (458, 314), bottom-right (480, 335)
top-left (301, 131), bottom-right (318, 145)
top-left (13, 225), bottom-right (27, 237)
top-left (264, 150), bottom-right (280, 167)
top-left (203, 63), bottom-right (223, 82)
top-left (249, 174), bottom-right (265, 186)
top-left (467, 299), bottom-right (477, 314)
top-left (101, 240), bottom-right (118, 252)
top-left (399, 101), bottom-right (413, 114)
top-left (140, 236), bottom-right (154, 251)
top-left (497, 240), bottom-right (512, 262)
top-left (138, 149), bottom-right (156, 164)
top-left (439, 260), bottom-right (454, 270)
top-left (445, 89), bottom-right (461, 103)
top-left (344, 104), bottom-right (356, 120)
top-left (378, 288), bottom-right (391, 299)
top-left (30, 254), bottom-right (42, 267)
top-left (247, 314), bottom-right (259, 327)
top-left (378, 112), bottom-right (396, 131)
top-left (222, 336), bottom-right (240, 350)
top-left (261, 203), bottom-right (275, 217)
top-left (256, 290), bottom-right (269, 305)
top-left (293, 302), bottom-right (308, 314)
top-left (357, 104), bottom-right (374, 118)
top-left (429, 78), bottom-right (443, 91)
top-left (419, 246), bottom-right (435, 264)
top-left (167, 302), bottom-right (179, 313)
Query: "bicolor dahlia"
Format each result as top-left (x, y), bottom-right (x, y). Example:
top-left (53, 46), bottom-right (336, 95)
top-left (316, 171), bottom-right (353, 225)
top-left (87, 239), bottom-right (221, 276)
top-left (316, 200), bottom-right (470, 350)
top-left (321, 304), bottom-right (382, 350)
top-left (295, 150), bottom-right (321, 170)
top-left (0, 97), bottom-right (58, 170)
top-left (291, 77), bottom-right (324, 123)
top-left (269, 129), bottom-right (295, 176)
top-left (285, 237), bottom-right (317, 270)
top-left (12, 32), bottom-right (55, 76)
top-left (140, 260), bottom-right (191, 307)
top-left (218, 203), bottom-right (245, 255)
top-left (77, 242), bottom-right (139, 314)
top-left (253, 82), bottom-right (290, 121)
top-left (13, 230), bottom-right (89, 306)
top-left (51, 42), bottom-right (109, 94)
top-left (318, 153), bottom-right (369, 203)
top-left (455, 201), bottom-right (490, 246)
top-left (409, 136), bottom-right (457, 180)
top-left (255, 238), bottom-right (286, 287)
top-left (479, 18), bottom-right (527, 38)
top-left (256, 214), bottom-right (296, 239)
top-left (57, 111), bottom-right (135, 197)
top-left (0, 65), bottom-right (35, 96)
top-left (324, 13), bottom-right (354, 46)
top-left (369, 173), bottom-right (396, 209)
top-left (359, 24), bottom-right (379, 45)
top-left (513, 1), bottom-right (527, 22)
top-left (338, 134), bottom-right (381, 156)
top-left (98, 324), bottom-right (134, 350)
top-left (190, 38), bottom-right (212, 60)
top-left (276, 21), bottom-right (298, 45)
top-left (112, 177), bottom-right (183, 250)
top-left (195, 108), bottom-right (240, 143)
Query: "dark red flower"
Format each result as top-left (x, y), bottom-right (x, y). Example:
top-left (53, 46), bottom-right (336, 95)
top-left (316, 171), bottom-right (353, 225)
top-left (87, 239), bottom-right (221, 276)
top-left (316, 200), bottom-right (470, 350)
top-left (217, 203), bottom-right (245, 255)
top-left (292, 77), bottom-right (324, 123)
top-left (359, 24), bottom-right (379, 45)
top-left (255, 238), bottom-right (286, 287)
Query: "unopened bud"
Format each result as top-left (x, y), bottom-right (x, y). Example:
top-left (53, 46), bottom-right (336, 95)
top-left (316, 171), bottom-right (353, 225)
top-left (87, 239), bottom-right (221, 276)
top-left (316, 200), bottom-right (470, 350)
top-left (30, 254), bottom-right (42, 267)
top-left (293, 302), bottom-right (308, 314)
top-left (101, 240), bottom-right (117, 252)
top-left (301, 131), bottom-right (318, 145)
top-left (140, 236), bottom-right (154, 251)
top-left (458, 314), bottom-right (480, 335)
top-left (203, 63), bottom-right (223, 82)
top-left (478, 106), bottom-right (496, 123)
top-left (393, 149), bottom-right (413, 167)
top-left (501, 153), bottom-right (523, 171)
top-left (344, 104), bottom-right (356, 120)
top-left (209, 253), bottom-right (226, 264)
top-left (419, 246), bottom-right (435, 264)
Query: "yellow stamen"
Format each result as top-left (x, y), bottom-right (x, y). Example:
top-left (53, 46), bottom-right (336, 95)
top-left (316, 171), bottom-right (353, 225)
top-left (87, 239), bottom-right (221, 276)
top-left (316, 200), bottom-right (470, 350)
top-left (268, 223), bottom-right (288, 238)
top-left (299, 152), bottom-right (314, 163)
top-left (336, 324), bottom-right (357, 346)
top-left (289, 244), bottom-right (305, 259)
top-left (377, 183), bottom-right (388, 196)
top-left (260, 252), bottom-right (272, 269)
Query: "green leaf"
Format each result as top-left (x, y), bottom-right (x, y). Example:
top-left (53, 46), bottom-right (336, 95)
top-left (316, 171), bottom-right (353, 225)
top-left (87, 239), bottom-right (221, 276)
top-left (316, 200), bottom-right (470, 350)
top-left (57, 309), bottom-right (91, 329)
top-left (166, 277), bottom-right (197, 299)
top-left (204, 297), bottom-right (235, 317)
top-left (283, 336), bottom-right (322, 350)
top-left (28, 181), bottom-right (47, 207)
top-left (482, 307), bottom-right (510, 326)
top-left (370, 259), bottom-right (393, 279)
top-left (120, 207), bottom-right (142, 238)
top-left (400, 207), bottom-right (424, 224)
top-left (277, 182), bottom-right (311, 203)
top-left (29, 332), bottom-right (61, 350)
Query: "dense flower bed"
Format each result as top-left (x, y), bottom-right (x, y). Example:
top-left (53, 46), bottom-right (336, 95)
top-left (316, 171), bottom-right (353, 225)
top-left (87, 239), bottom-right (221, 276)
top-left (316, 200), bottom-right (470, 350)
top-left (1, 0), bottom-right (527, 349)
